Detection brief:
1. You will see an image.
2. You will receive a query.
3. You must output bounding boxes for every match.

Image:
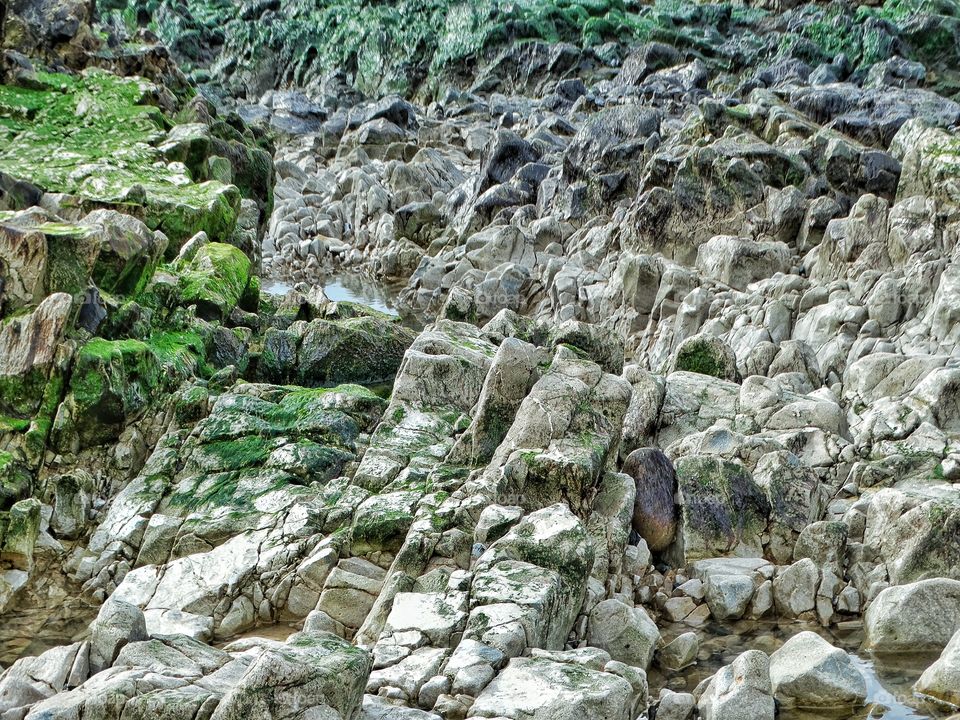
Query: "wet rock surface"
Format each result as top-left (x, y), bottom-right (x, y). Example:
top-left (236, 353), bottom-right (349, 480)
top-left (2, 1), bottom-right (960, 719)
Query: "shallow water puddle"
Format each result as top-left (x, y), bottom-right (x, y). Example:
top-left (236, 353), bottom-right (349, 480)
top-left (652, 620), bottom-right (951, 720)
top-left (263, 273), bottom-right (402, 317)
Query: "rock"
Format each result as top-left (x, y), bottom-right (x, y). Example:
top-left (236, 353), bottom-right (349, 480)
top-left (864, 579), bottom-right (960, 654)
top-left (623, 448), bottom-right (678, 552)
top-left (659, 632), bottom-right (699, 670)
top-left (362, 695), bottom-right (441, 719)
top-left (472, 504), bottom-right (594, 650)
top-left (295, 315), bottom-right (416, 386)
top-left (383, 593), bottom-right (467, 647)
top-left (178, 242), bottom-right (252, 321)
top-left (0, 292), bottom-right (72, 417)
top-left (0, 497), bottom-right (41, 571)
top-left (696, 236), bottom-right (790, 291)
top-left (88, 598), bottom-right (148, 673)
top-left (672, 456), bottom-right (771, 562)
top-left (473, 505), bottom-right (524, 545)
top-left (469, 656), bottom-right (636, 720)
top-left (0, 642), bottom-right (89, 719)
top-left (915, 628), bottom-right (960, 709)
top-left (773, 559), bottom-right (819, 618)
top-left (210, 632), bottom-right (371, 720)
top-left (656, 689), bottom-right (696, 720)
top-left (80, 209), bottom-right (165, 294)
top-left (769, 631), bottom-right (866, 709)
top-left (672, 334), bottom-right (739, 382)
top-left (705, 574), bottom-right (756, 621)
top-left (697, 650), bottom-right (774, 720)
top-left (793, 521), bottom-right (847, 572)
top-left (586, 598), bottom-right (660, 670)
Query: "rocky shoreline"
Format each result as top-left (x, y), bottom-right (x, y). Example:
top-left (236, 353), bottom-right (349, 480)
top-left (2, 1), bottom-right (960, 719)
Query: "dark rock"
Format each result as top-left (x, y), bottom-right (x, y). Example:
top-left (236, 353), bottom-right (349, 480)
top-left (623, 448), bottom-right (678, 552)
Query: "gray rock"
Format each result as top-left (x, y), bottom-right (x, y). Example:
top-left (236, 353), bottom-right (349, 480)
top-left (865, 579), bottom-right (960, 654)
top-left (769, 631), bottom-right (866, 709)
top-left (211, 632), bottom-right (371, 720)
top-left (469, 656), bottom-right (635, 720)
top-left (587, 598), bottom-right (661, 670)
top-left (658, 632), bottom-right (699, 670)
top-left (656, 689), bottom-right (696, 720)
top-left (697, 650), bottom-right (774, 720)
top-left (773, 559), bottom-right (819, 618)
top-left (704, 574), bottom-right (756, 621)
top-left (88, 599), bottom-right (148, 673)
top-left (915, 628), bottom-right (960, 709)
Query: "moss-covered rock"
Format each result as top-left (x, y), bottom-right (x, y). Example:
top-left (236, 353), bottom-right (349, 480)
top-left (177, 241), bottom-right (252, 320)
top-left (0, 210), bottom-right (103, 308)
top-left (296, 315), bottom-right (416, 387)
top-left (350, 490), bottom-right (419, 553)
top-left (0, 292), bottom-right (72, 417)
top-left (57, 337), bottom-right (162, 448)
top-left (81, 209), bottom-right (167, 295)
top-left (0, 497), bottom-right (41, 570)
top-left (54, 331), bottom-right (207, 449)
top-left (672, 334), bottom-right (739, 382)
top-left (0, 452), bottom-right (32, 511)
top-left (0, 69), bottom-right (242, 244)
top-left (673, 455), bottom-right (771, 563)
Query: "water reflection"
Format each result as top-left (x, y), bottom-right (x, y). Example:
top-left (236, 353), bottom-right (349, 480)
top-left (262, 272), bottom-right (426, 329)
top-left (651, 619), bottom-right (950, 720)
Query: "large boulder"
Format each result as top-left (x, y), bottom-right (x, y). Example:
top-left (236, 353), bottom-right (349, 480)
top-left (696, 236), bottom-right (790, 291)
top-left (210, 632), bottom-right (371, 720)
top-left (697, 650), bottom-right (775, 720)
top-left (671, 334), bottom-right (739, 382)
top-left (587, 599), bottom-right (661, 670)
top-left (915, 628), bottom-right (960, 709)
top-left (472, 504), bottom-right (594, 651)
top-left (469, 656), bottom-right (636, 720)
top-left (88, 598), bottom-right (148, 673)
top-left (769, 632), bottom-right (866, 710)
top-left (0, 641), bottom-right (89, 719)
top-left (672, 456), bottom-right (771, 562)
top-left (623, 448), bottom-right (677, 552)
top-left (0, 292), bottom-right (72, 417)
top-left (294, 315), bottom-right (416, 386)
top-left (80, 209), bottom-right (165, 294)
top-left (177, 242), bottom-right (252, 321)
top-left (864, 579), bottom-right (960, 654)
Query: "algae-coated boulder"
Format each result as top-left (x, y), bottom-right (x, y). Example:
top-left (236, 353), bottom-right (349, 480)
top-left (672, 333), bottom-right (739, 382)
top-left (56, 337), bottom-right (161, 449)
top-left (296, 314), bottom-right (416, 386)
top-left (81, 209), bottom-right (166, 295)
top-left (0, 497), bottom-right (41, 570)
top-left (0, 292), bottom-right (72, 417)
top-left (209, 632), bottom-right (371, 720)
top-left (178, 242), bottom-right (252, 320)
top-left (673, 456), bottom-right (771, 562)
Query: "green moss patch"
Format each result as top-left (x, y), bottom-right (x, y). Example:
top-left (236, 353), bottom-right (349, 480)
top-left (177, 242), bottom-right (252, 320)
top-left (0, 69), bottom-right (240, 242)
top-left (59, 331), bottom-right (209, 448)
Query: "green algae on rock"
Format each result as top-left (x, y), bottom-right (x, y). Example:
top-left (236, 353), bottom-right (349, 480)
top-left (176, 241), bottom-right (252, 320)
top-left (0, 69), bottom-right (241, 243)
